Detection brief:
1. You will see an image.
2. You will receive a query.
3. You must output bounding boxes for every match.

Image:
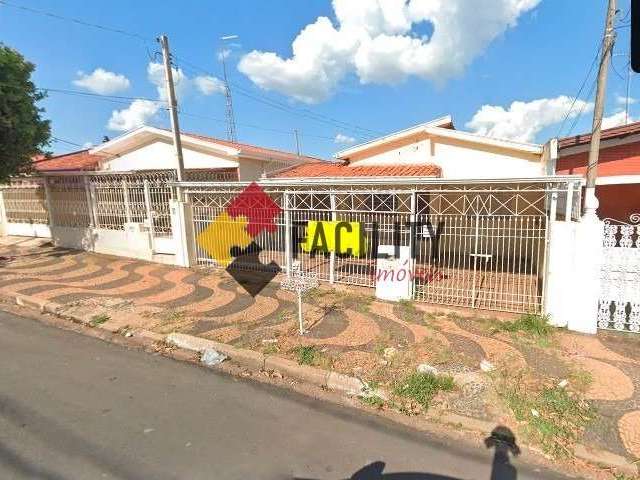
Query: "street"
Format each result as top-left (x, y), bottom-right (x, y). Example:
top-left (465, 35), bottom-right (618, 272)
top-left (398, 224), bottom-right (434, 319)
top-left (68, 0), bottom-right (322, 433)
top-left (0, 310), bottom-right (571, 480)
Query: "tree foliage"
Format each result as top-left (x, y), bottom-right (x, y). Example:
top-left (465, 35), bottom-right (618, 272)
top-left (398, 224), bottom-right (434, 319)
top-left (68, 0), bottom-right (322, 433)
top-left (0, 44), bottom-right (50, 182)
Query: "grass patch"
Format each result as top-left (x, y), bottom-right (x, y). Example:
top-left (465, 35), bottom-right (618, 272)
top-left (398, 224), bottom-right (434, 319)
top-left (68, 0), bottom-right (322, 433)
top-left (393, 372), bottom-right (455, 410)
top-left (294, 345), bottom-right (318, 366)
top-left (492, 313), bottom-right (553, 338)
top-left (361, 394), bottom-right (385, 409)
top-left (89, 313), bottom-right (110, 326)
top-left (496, 371), bottom-right (595, 458)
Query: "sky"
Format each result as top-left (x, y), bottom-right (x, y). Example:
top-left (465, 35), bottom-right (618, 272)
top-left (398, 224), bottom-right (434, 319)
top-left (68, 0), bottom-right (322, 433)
top-left (0, 0), bottom-right (636, 159)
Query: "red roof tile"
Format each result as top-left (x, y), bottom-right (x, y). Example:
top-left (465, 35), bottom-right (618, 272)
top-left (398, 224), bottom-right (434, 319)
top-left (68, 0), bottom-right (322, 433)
top-left (271, 161), bottom-right (442, 178)
top-left (559, 121), bottom-right (640, 149)
top-left (33, 150), bottom-right (101, 172)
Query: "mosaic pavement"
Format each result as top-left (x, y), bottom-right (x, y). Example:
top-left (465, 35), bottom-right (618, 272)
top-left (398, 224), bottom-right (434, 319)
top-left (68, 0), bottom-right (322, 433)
top-left (1, 236), bottom-right (640, 460)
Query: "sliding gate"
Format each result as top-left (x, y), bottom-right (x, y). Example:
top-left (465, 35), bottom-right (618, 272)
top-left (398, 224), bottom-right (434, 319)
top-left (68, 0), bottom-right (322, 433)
top-left (186, 181), bottom-right (568, 314)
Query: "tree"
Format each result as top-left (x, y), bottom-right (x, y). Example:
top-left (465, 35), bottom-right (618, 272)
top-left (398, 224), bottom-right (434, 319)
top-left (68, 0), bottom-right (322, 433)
top-left (0, 44), bottom-right (50, 182)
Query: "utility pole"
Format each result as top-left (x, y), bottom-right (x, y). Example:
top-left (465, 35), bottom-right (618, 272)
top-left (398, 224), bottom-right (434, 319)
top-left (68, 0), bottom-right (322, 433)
top-left (584, 0), bottom-right (617, 218)
top-left (158, 34), bottom-right (186, 185)
top-left (293, 129), bottom-right (301, 156)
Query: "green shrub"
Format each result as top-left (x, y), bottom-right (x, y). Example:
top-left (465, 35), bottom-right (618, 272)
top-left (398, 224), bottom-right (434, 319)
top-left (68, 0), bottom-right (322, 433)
top-left (294, 345), bottom-right (318, 365)
top-left (493, 313), bottom-right (553, 337)
top-left (393, 372), bottom-right (455, 410)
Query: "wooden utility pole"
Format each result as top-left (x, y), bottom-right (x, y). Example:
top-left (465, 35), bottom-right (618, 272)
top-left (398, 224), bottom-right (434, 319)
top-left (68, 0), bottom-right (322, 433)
top-left (585, 0), bottom-right (617, 217)
top-left (158, 34), bottom-right (186, 184)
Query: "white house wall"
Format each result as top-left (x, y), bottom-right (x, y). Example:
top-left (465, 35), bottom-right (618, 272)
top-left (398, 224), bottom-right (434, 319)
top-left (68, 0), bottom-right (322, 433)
top-left (100, 139), bottom-right (239, 172)
top-left (349, 136), bottom-right (543, 179)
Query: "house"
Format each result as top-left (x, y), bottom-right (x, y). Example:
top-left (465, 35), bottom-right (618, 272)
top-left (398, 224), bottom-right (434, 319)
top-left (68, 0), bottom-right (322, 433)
top-left (269, 116), bottom-right (552, 180)
top-left (556, 122), bottom-right (640, 222)
top-left (34, 125), bottom-right (317, 180)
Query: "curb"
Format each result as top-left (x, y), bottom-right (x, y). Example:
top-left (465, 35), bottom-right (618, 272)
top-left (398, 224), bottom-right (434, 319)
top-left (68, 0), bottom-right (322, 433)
top-left (4, 291), bottom-right (637, 476)
top-left (166, 332), bottom-right (366, 395)
top-left (574, 444), bottom-right (638, 477)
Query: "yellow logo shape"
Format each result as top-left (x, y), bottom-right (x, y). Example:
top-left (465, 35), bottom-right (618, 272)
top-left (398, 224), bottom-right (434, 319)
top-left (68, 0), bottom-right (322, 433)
top-left (196, 212), bottom-right (252, 267)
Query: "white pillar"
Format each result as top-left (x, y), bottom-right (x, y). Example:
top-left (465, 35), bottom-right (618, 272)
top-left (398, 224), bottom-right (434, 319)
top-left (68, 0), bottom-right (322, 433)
top-left (569, 210), bottom-right (604, 334)
top-left (170, 199), bottom-right (195, 267)
top-left (544, 190), bottom-right (604, 335)
top-left (544, 220), bottom-right (576, 327)
top-left (0, 190), bottom-right (7, 237)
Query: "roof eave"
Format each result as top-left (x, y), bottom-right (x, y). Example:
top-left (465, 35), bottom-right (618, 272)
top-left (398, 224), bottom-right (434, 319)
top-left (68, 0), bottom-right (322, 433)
top-left (335, 115), bottom-right (453, 159)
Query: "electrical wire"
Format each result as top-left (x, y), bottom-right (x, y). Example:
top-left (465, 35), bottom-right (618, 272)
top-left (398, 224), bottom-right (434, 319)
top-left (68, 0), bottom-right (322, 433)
top-left (0, 0), bottom-right (152, 43)
top-left (555, 38), bottom-right (604, 138)
top-left (1, 1), bottom-right (380, 142)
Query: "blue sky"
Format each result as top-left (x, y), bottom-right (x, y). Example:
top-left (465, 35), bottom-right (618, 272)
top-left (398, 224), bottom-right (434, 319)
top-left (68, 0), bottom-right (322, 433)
top-left (0, 0), bottom-right (635, 158)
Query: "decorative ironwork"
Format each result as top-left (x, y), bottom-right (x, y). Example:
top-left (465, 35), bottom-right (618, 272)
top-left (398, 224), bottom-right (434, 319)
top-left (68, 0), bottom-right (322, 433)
top-left (598, 214), bottom-right (640, 333)
top-left (281, 261), bottom-right (319, 335)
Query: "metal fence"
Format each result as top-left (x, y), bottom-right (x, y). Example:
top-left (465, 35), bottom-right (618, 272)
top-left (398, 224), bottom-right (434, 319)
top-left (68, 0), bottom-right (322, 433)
top-left (598, 214), bottom-right (640, 333)
top-left (183, 179), bottom-right (580, 314)
top-left (1, 178), bottom-right (49, 224)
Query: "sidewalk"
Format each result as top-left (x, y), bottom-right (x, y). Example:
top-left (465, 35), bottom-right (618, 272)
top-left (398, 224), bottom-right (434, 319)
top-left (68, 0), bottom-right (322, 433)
top-left (1, 236), bottom-right (640, 471)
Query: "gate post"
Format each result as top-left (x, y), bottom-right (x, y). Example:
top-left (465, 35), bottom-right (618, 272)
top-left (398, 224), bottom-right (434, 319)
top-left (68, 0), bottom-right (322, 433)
top-left (0, 189), bottom-right (7, 237)
top-left (43, 176), bottom-right (54, 229)
top-left (544, 185), bottom-right (604, 334)
top-left (568, 195), bottom-right (604, 334)
top-left (170, 195), bottom-right (196, 268)
top-left (284, 192), bottom-right (292, 276)
top-left (329, 192), bottom-right (336, 284)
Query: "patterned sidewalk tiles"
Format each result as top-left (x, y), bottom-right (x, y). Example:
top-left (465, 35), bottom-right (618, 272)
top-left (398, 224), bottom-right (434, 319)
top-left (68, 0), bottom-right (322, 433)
top-left (2, 236), bottom-right (640, 462)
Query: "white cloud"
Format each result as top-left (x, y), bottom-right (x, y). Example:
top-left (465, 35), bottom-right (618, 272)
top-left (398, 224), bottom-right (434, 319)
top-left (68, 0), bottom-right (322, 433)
top-left (82, 141), bottom-right (94, 149)
top-left (238, 0), bottom-right (540, 103)
top-left (194, 75), bottom-right (226, 95)
top-left (466, 96), bottom-right (594, 143)
top-left (602, 110), bottom-right (637, 130)
top-left (73, 68), bottom-right (131, 95)
top-left (146, 62), bottom-right (190, 101)
top-left (334, 133), bottom-right (356, 144)
top-left (107, 99), bottom-right (161, 132)
top-left (616, 94), bottom-right (637, 106)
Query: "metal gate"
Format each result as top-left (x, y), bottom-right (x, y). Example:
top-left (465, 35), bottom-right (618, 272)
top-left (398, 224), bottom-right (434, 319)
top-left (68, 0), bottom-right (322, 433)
top-left (598, 214), bottom-right (640, 332)
top-left (184, 180), bottom-right (569, 314)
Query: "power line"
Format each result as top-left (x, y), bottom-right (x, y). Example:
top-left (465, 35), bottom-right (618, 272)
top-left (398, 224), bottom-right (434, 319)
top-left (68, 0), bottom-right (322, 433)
top-left (173, 55), bottom-right (383, 139)
top-left (1, 1), bottom-right (381, 141)
top-left (556, 38), bottom-right (604, 137)
top-left (0, 0), bottom-right (151, 43)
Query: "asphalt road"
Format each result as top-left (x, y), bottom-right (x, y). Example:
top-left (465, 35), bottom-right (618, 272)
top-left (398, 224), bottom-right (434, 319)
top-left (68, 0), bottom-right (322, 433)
top-left (0, 310), bottom-right (574, 480)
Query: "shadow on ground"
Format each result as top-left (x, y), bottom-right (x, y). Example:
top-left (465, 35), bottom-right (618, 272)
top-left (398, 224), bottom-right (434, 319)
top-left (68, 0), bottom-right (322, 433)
top-left (296, 426), bottom-right (519, 480)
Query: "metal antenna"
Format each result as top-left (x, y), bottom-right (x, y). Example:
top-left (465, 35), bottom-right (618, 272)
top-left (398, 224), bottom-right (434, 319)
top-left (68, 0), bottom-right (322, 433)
top-left (219, 37), bottom-right (238, 143)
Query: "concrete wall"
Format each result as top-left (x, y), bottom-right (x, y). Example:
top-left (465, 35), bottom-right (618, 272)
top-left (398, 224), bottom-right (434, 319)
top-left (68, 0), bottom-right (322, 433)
top-left (100, 139), bottom-right (239, 172)
top-left (348, 132), bottom-right (544, 179)
top-left (6, 223), bottom-right (51, 238)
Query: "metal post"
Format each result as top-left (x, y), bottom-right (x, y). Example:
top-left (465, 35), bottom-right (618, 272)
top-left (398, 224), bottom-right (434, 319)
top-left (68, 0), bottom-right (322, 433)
top-left (565, 182), bottom-right (574, 222)
top-left (42, 177), bottom-right (54, 228)
top-left (143, 179), bottom-right (155, 252)
top-left (284, 191), bottom-right (292, 276)
top-left (329, 192), bottom-right (336, 284)
top-left (549, 191), bottom-right (558, 222)
top-left (409, 190), bottom-right (417, 298)
top-left (297, 292), bottom-right (304, 335)
top-left (0, 190), bottom-right (8, 236)
top-left (83, 176), bottom-right (95, 227)
top-left (585, 0), bottom-right (617, 218)
top-left (122, 179), bottom-right (132, 223)
top-left (158, 34), bottom-right (186, 197)
top-left (88, 183), bottom-right (99, 230)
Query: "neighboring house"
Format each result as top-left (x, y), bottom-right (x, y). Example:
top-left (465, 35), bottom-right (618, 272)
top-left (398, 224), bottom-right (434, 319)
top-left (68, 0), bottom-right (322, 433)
top-left (556, 122), bottom-right (640, 222)
top-left (33, 125), bottom-right (317, 180)
top-left (270, 116), bottom-right (551, 180)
